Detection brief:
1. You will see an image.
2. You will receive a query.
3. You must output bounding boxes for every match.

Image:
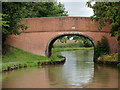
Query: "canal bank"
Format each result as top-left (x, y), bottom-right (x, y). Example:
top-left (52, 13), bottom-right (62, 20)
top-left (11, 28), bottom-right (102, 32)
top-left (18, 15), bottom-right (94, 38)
top-left (2, 50), bottom-right (118, 88)
top-left (2, 45), bottom-right (119, 72)
top-left (53, 47), bottom-right (120, 67)
top-left (96, 53), bottom-right (120, 67)
top-left (2, 45), bottom-right (66, 71)
top-left (2, 45), bottom-right (93, 71)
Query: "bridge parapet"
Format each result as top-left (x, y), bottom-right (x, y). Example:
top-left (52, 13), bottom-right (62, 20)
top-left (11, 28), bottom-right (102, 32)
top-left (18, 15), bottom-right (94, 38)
top-left (19, 17), bottom-right (110, 33)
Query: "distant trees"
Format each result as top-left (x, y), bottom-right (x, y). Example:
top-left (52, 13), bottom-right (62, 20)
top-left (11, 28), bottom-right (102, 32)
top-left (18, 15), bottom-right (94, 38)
top-left (87, 1), bottom-right (120, 41)
top-left (72, 36), bottom-right (93, 47)
top-left (57, 36), bottom-right (93, 47)
top-left (2, 2), bottom-right (68, 45)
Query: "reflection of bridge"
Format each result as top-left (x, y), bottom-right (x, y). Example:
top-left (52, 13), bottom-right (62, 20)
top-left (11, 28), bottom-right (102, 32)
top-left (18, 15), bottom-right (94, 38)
top-left (5, 17), bottom-right (118, 58)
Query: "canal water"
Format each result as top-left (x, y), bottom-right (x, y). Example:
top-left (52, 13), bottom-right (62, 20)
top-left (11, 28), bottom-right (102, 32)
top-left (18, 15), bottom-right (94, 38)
top-left (2, 50), bottom-right (118, 88)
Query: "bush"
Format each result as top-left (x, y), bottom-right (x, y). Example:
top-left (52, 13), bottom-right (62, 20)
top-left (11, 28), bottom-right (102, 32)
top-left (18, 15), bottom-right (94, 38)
top-left (83, 40), bottom-right (93, 47)
top-left (50, 55), bottom-right (56, 62)
top-left (56, 55), bottom-right (65, 58)
top-left (95, 36), bottom-right (109, 59)
top-left (78, 41), bottom-right (84, 47)
top-left (117, 63), bottom-right (120, 67)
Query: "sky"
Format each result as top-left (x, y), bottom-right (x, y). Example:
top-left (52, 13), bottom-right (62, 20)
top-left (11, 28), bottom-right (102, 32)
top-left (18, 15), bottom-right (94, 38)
top-left (57, 0), bottom-right (94, 17)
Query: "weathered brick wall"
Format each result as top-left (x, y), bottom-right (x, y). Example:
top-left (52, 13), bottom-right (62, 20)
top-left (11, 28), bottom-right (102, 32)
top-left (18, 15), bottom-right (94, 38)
top-left (19, 17), bottom-right (110, 33)
top-left (5, 17), bottom-right (118, 57)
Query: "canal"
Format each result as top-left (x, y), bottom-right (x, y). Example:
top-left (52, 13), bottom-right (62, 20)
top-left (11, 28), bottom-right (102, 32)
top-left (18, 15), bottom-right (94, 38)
top-left (2, 50), bottom-right (118, 88)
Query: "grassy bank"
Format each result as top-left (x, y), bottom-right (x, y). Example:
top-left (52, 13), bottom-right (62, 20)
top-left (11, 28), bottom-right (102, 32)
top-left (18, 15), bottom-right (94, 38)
top-left (97, 53), bottom-right (120, 66)
top-left (2, 44), bottom-right (93, 71)
top-left (52, 47), bottom-right (94, 54)
top-left (52, 39), bottom-right (93, 54)
top-left (2, 45), bottom-right (65, 71)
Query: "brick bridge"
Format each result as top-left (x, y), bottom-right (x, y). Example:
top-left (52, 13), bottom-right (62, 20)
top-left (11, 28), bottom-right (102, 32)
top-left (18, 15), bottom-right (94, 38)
top-left (5, 17), bottom-right (118, 58)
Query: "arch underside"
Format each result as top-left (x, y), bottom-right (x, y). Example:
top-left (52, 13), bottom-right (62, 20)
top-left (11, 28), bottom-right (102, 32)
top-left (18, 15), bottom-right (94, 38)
top-left (45, 32), bottom-right (96, 61)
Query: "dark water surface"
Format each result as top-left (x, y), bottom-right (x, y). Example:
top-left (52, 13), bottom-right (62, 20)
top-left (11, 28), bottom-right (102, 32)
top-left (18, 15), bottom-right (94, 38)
top-left (2, 50), bottom-right (118, 88)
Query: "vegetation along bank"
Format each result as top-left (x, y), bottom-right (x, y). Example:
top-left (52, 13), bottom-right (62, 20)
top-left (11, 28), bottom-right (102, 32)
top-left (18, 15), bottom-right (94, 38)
top-left (2, 45), bottom-right (66, 72)
top-left (2, 39), bottom-right (93, 72)
top-left (93, 36), bottom-right (119, 67)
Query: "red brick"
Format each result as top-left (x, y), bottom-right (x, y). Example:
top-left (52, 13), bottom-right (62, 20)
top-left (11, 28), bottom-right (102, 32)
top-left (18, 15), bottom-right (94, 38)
top-left (5, 17), bottom-right (118, 57)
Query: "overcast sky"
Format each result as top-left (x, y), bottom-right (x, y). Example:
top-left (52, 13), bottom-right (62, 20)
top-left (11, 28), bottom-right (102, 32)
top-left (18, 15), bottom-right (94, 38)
top-left (57, 0), bottom-right (94, 17)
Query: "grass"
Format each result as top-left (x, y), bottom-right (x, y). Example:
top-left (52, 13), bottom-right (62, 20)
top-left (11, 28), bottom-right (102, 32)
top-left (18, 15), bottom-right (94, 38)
top-left (97, 53), bottom-right (118, 62)
top-left (52, 47), bottom-right (94, 54)
top-left (2, 40), bottom-right (94, 71)
top-left (2, 45), bottom-right (49, 63)
top-left (97, 53), bottom-right (120, 66)
top-left (2, 45), bottom-right (65, 71)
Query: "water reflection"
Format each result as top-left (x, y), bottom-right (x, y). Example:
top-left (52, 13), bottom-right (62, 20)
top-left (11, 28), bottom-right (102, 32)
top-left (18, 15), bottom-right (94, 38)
top-left (52, 50), bottom-right (94, 88)
top-left (2, 50), bottom-right (118, 88)
top-left (86, 64), bottom-right (118, 88)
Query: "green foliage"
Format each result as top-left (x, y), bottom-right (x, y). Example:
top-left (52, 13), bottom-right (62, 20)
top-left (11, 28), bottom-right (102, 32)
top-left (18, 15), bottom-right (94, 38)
top-left (1, 14), bottom-right (9, 34)
top-left (72, 36), bottom-right (93, 47)
top-left (2, 2), bottom-right (68, 46)
top-left (56, 55), bottom-right (65, 58)
top-left (95, 36), bottom-right (110, 59)
top-left (53, 42), bottom-right (79, 48)
top-left (2, 2), bottom-right (28, 44)
top-left (24, 2), bottom-right (68, 17)
top-left (2, 61), bottom-right (38, 71)
top-left (82, 39), bottom-right (93, 47)
top-left (50, 54), bottom-right (56, 62)
top-left (78, 41), bottom-right (84, 47)
top-left (2, 45), bottom-right (49, 63)
top-left (2, 45), bottom-right (65, 71)
top-left (117, 63), bottom-right (120, 67)
top-left (54, 36), bottom-right (93, 48)
top-left (98, 52), bottom-right (118, 61)
top-left (87, 1), bottom-right (120, 41)
top-left (59, 36), bottom-right (68, 43)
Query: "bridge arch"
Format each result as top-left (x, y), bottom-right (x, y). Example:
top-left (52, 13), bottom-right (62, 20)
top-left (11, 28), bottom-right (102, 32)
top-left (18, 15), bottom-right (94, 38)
top-left (45, 32), bottom-right (96, 60)
top-left (5, 17), bottom-right (118, 59)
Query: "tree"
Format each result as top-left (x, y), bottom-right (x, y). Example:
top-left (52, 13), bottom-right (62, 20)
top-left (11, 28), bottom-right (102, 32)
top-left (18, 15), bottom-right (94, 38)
top-left (72, 36), bottom-right (92, 47)
top-left (2, 2), bottom-right (68, 45)
top-left (24, 2), bottom-right (68, 17)
top-left (2, 2), bottom-right (28, 44)
top-left (58, 36), bottom-right (68, 43)
top-left (87, 1), bottom-right (120, 40)
top-left (2, 14), bottom-right (10, 44)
